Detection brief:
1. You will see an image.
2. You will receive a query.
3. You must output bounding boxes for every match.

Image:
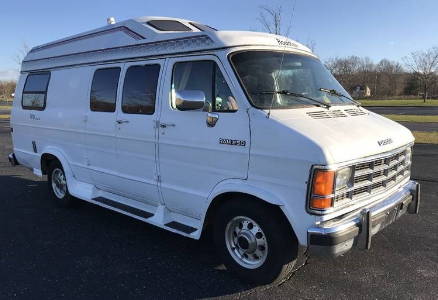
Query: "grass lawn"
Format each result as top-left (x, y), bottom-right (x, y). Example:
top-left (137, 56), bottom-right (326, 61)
top-left (413, 131), bottom-right (438, 144)
top-left (383, 114), bottom-right (438, 123)
top-left (360, 99), bottom-right (438, 106)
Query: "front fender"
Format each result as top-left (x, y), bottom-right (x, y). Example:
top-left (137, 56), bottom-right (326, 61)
top-left (207, 179), bottom-right (285, 207)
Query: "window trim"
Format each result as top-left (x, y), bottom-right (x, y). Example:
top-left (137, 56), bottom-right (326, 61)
top-left (21, 71), bottom-right (51, 111)
top-left (171, 59), bottom-right (238, 113)
top-left (89, 67), bottom-right (121, 113)
top-left (121, 64), bottom-right (161, 115)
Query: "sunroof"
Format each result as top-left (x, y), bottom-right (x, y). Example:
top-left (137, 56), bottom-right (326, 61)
top-left (147, 20), bottom-right (192, 32)
top-left (189, 22), bottom-right (218, 31)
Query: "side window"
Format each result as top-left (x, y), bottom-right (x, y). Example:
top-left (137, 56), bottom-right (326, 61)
top-left (172, 61), bottom-right (238, 112)
top-left (90, 68), bottom-right (120, 112)
top-left (122, 64), bottom-right (160, 115)
top-left (22, 72), bottom-right (50, 110)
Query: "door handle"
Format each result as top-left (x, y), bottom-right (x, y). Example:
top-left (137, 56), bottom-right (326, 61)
top-left (159, 123), bottom-right (176, 128)
top-left (116, 119), bottom-right (129, 124)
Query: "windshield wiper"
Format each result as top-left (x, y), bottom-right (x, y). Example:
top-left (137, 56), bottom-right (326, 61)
top-left (254, 90), bottom-right (331, 109)
top-left (319, 88), bottom-right (361, 107)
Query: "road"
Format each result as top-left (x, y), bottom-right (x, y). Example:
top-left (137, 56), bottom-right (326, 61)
top-left (366, 106), bottom-right (438, 115)
top-left (1, 121), bottom-right (437, 299)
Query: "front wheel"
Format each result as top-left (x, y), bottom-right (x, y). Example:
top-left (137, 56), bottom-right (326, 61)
top-left (213, 198), bottom-right (298, 285)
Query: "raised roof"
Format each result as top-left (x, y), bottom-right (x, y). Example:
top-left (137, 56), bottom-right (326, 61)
top-left (22, 16), bottom-right (312, 72)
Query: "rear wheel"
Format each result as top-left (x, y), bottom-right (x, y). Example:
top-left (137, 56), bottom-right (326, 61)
top-left (47, 160), bottom-right (76, 207)
top-left (213, 198), bottom-right (298, 285)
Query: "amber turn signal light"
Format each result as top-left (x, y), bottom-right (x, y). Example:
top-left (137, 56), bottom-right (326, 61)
top-left (312, 169), bottom-right (335, 196)
top-left (310, 197), bottom-right (333, 210)
top-left (309, 169), bottom-right (335, 210)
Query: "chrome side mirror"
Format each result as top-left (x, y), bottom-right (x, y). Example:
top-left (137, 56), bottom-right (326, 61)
top-left (175, 90), bottom-right (205, 111)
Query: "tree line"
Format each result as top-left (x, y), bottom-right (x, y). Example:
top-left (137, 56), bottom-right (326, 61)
top-left (0, 81), bottom-right (15, 101)
top-left (325, 47), bottom-right (438, 101)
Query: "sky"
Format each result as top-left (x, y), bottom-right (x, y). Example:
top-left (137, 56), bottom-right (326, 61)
top-left (1, 0), bottom-right (437, 81)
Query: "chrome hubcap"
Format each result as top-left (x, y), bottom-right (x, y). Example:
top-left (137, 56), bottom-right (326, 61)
top-left (51, 168), bottom-right (67, 199)
top-left (225, 216), bottom-right (268, 269)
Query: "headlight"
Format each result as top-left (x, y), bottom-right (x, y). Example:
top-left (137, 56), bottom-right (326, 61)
top-left (335, 167), bottom-right (354, 191)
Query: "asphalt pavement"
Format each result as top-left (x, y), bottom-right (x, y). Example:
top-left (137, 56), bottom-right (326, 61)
top-left (399, 122), bottom-right (438, 132)
top-left (0, 121), bottom-right (437, 299)
top-left (366, 106), bottom-right (438, 115)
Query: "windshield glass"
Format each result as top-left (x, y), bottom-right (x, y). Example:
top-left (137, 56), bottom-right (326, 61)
top-left (231, 51), bottom-right (353, 109)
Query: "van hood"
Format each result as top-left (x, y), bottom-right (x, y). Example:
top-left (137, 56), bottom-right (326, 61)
top-left (270, 106), bottom-right (414, 164)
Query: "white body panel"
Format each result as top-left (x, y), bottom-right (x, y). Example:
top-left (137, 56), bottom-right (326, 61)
top-left (10, 16), bottom-right (415, 247)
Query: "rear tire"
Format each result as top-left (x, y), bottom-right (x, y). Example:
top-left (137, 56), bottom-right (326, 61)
top-left (47, 160), bottom-right (77, 207)
top-left (213, 197), bottom-right (298, 285)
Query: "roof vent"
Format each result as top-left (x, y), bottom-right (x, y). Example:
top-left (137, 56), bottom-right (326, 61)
top-left (107, 17), bottom-right (116, 25)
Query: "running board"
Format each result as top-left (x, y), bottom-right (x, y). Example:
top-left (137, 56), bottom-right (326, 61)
top-left (165, 221), bottom-right (197, 234)
top-left (93, 197), bottom-right (154, 219)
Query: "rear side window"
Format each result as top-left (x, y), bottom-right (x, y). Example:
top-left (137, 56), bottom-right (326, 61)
top-left (22, 72), bottom-right (50, 110)
top-left (122, 64), bottom-right (160, 115)
top-left (90, 68), bottom-right (120, 112)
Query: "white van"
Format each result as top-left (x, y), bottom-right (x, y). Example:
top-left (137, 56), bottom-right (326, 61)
top-left (9, 16), bottom-right (420, 284)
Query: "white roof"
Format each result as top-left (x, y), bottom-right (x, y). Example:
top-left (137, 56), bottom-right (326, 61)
top-left (22, 16), bottom-right (313, 72)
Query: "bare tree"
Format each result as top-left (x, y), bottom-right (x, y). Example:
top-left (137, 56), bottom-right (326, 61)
top-left (13, 42), bottom-right (30, 68)
top-left (403, 47), bottom-right (438, 102)
top-left (258, 5), bottom-right (283, 35)
top-left (305, 39), bottom-right (317, 52)
top-left (0, 81), bottom-right (16, 101)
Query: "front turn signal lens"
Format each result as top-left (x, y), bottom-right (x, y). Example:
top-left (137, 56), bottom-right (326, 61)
top-left (310, 197), bottom-right (333, 210)
top-left (309, 169), bottom-right (335, 210)
top-left (312, 169), bottom-right (335, 196)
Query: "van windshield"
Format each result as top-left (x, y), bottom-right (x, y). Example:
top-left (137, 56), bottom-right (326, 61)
top-left (230, 51), bottom-right (354, 109)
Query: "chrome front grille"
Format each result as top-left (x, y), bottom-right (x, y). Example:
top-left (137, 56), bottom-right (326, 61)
top-left (334, 146), bottom-right (412, 205)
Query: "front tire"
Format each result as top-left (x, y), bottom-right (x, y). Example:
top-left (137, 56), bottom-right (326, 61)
top-left (213, 198), bottom-right (298, 285)
top-left (47, 160), bottom-right (76, 207)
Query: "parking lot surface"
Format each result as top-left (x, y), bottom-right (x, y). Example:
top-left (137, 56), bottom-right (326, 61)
top-left (366, 106), bottom-right (438, 116)
top-left (1, 122), bottom-right (437, 299)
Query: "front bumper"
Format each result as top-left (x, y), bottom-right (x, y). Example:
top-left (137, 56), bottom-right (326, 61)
top-left (307, 180), bottom-right (420, 256)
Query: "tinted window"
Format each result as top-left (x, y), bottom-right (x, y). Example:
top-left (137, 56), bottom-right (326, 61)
top-left (172, 61), bottom-right (237, 112)
top-left (90, 68), bottom-right (120, 112)
top-left (22, 72), bottom-right (50, 110)
top-left (122, 65), bottom-right (160, 115)
top-left (147, 20), bottom-right (192, 31)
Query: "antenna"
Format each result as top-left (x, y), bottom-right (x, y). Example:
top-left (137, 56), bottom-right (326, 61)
top-left (107, 17), bottom-right (116, 25)
top-left (267, 0), bottom-right (296, 119)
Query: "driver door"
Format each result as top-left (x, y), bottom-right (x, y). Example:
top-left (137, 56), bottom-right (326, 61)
top-left (157, 55), bottom-right (250, 219)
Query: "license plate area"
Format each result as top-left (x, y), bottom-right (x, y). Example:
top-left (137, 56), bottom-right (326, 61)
top-left (359, 194), bottom-right (413, 249)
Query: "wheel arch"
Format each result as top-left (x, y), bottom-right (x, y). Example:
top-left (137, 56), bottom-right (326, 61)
top-left (202, 181), bottom-right (298, 240)
top-left (39, 147), bottom-right (74, 188)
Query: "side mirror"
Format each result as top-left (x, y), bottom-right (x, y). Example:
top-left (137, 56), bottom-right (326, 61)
top-left (175, 90), bottom-right (205, 111)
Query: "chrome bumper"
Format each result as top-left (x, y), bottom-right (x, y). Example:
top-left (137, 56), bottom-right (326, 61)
top-left (307, 180), bottom-right (420, 256)
top-left (8, 153), bottom-right (19, 166)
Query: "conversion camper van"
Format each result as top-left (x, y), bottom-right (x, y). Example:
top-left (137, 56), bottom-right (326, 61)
top-left (9, 16), bottom-right (420, 284)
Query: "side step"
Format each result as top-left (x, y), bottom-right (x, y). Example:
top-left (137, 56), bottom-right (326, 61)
top-left (93, 197), bottom-right (153, 219)
top-left (165, 221), bottom-right (197, 234)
